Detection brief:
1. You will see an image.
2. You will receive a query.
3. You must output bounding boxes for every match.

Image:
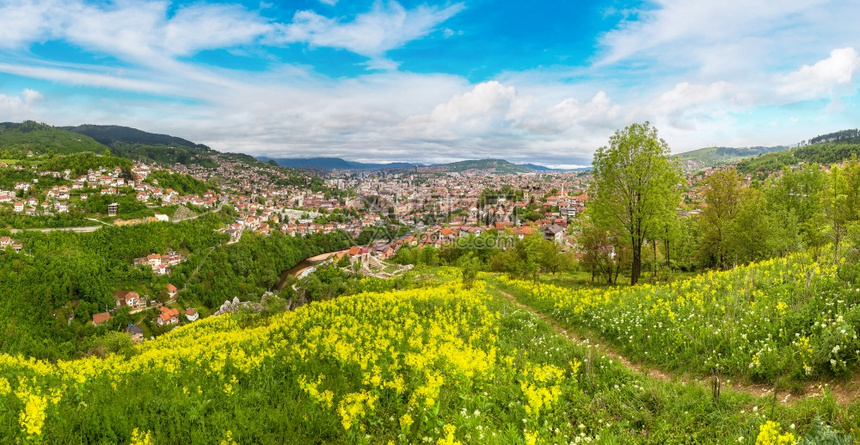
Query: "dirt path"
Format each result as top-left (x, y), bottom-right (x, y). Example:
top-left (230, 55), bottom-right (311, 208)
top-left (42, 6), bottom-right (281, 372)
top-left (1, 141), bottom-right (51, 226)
top-left (495, 287), bottom-right (860, 406)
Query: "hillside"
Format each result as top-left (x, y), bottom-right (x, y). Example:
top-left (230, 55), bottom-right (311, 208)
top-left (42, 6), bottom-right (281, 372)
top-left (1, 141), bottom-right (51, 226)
top-left (673, 145), bottom-right (788, 171)
top-left (418, 158), bottom-right (534, 174)
top-left (0, 121), bottom-right (107, 157)
top-left (0, 276), bottom-right (841, 443)
top-left (736, 142), bottom-right (860, 175)
top-left (62, 124), bottom-right (210, 150)
top-left (260, 156), bottom-right (421, 171)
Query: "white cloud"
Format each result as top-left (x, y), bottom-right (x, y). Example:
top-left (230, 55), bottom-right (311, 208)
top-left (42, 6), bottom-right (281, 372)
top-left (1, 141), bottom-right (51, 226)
top-left (0, 89), bottom-right (43, 118)
top-left (776, 47), bottom-right (860, 100)
top-left (272, 1), bottom-right (465, 68)
top-left (0, 0), bottom-right (271, 66)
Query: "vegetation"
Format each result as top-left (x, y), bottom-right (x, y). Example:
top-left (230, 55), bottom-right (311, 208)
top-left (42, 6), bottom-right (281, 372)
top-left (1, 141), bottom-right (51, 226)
top-left (0, 278), bottom-right (852, 443)
top-left (737, 142), bottom-right (860, 176)
top-left (674, 145), bottom-right (788, 168)
top-left (146, 170), bottom-right (219, 196)
top-left (498, 252), bottom-right (860, 385)
top-left (0, 121), bottom-right (107, 157)
top-left (590, 122), bottom-right (683, 284)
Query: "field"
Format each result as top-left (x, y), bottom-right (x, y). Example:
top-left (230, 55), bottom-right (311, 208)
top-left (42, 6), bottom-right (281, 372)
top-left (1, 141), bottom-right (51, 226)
top-left (0, 266), bottom-right (857, 443)
top-left (496, 254), bottom-right (860, 387)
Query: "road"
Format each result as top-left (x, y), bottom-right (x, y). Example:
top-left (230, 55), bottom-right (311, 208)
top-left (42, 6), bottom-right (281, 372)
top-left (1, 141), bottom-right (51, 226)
top-left (8, 226), bottom-right (102, 234)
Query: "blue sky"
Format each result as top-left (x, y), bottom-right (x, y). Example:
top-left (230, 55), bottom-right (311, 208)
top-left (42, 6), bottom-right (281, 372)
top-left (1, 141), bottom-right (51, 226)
top-left (0, 0), bottom-right (859, 167)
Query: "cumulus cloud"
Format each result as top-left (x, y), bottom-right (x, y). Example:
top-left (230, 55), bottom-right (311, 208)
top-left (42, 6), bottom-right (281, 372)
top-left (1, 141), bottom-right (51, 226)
top-left (272, 1), bottom-right (465, 68)
top-left (0, 89), bottom-right (43, 118)
top-left (0, 1), bottom-right (271, 65)
top-left (776, 47), bottom-right (860, 100)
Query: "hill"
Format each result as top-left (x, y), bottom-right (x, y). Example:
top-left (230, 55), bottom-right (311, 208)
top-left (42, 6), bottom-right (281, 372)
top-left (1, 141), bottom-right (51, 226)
top-left (62, 124), bottom-right (264, 168)
top-left (418, 158), bottom-right (534, 174)
top-left (673, 145), bottom-right (789, 172)
top-left (737, 142), bottom-right (860, 176)
top-left (259, 156), bottom-right (421, 171)
top-left (0, 276), bottom-right (839, 443)
top-left (0, 121), bottom-right (107, 157)
top-left (62, 124), bottom-right (209, 150)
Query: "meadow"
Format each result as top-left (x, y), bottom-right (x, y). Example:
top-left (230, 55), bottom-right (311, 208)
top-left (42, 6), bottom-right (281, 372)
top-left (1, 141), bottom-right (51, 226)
top-left (0, 269), bottom-right (855, 443)
top-left (497, 253), bottom-right (860, 387)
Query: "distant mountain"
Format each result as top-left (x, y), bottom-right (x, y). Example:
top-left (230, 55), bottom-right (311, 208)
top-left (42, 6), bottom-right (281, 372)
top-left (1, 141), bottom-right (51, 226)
top-left (260, 157), bottom-right (580, 174)
top-left (259, 157), bottom-right (422, 171)
top-left (0, 121), bottom-right (107, 156)
top-left (673, 145), bottom-right (790, 172)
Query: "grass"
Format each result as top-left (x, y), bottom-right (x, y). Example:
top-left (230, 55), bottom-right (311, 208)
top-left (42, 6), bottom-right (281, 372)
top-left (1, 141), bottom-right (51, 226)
top-left (0, 272), bottom-right (857, 443)
top-left (496, 253), bottom-right (860, 387)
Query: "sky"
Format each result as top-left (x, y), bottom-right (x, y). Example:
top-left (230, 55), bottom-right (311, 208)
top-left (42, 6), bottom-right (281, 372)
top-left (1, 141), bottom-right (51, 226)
top-left (0, 1), bottom-right (859, 167)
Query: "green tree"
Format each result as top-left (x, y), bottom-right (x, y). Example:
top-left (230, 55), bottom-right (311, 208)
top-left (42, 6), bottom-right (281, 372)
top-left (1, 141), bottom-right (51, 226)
top-left (590, 122), bottom-right (682, 285)
top-left (699, 169), bottom-right (742, 268)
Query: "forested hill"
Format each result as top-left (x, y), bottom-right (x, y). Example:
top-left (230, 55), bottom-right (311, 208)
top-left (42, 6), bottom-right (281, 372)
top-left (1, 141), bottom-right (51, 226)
top-left (0, 121), bottom-right (267, 169)
top-left (62, 124), bottom-right (210, 150)
top-left (673, 145), bottom-right (789, 170)
top-left (0, 121), bottom-right (107, 156)
top-left (736, 130), bottom-right (860, 175)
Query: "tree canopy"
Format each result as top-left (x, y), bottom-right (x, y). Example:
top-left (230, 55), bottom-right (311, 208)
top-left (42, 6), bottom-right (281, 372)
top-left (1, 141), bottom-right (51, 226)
top-left (589, 122), bottom-right (682, 285)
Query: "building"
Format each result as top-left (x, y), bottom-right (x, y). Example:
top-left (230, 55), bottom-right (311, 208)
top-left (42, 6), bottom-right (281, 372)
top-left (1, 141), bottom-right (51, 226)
top-left (92, 312), bottom-right (112, 326)
top-left (108, 202), bottom-right (119, 217)
top-left (156, 307), bottom-right (180, 326)
top-left (126, 324), bottom-right (144, 343)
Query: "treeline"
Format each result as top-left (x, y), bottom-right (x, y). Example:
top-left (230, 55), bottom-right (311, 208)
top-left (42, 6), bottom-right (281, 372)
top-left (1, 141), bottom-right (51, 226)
top-left (809, 128), bottom-right (860, 145)
top-left (393, 231), bottom-right (575, 284)
top-left (737, 142), bottom-right (860, 176)
top-left (0, 121), bottom-right (107, 155)
top-left (0, 215), bottom-right (229, 359)
top-left (184, 230), bottom-right (352, 308)
top-left (147, 170), bottom-right (218, 195)
top-left (36, 152), bottom-right (132, 177)
top-left (111, 143), bottom-right (219, 168)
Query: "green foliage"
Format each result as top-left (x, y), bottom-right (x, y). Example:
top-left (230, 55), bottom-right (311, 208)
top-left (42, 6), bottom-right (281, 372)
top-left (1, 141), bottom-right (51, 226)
top-left (0, 121), bottom-right (107, 155)
top-left (737, 141), bottom-right (860, 176)
top-left (35, 152), bottom-right (132, 177)
top-left (590, 122), bottom-right (683, 285)
top-left (0, 216), bottom-right (227, 359)
top-left (186, 231), bottom-right (351, 308)
top-left (147, 170), bottom-right (218, 195)
top-left (674, 145), bottom-right (789, 168)
top-left (501, 252), bottom-right (860, 384)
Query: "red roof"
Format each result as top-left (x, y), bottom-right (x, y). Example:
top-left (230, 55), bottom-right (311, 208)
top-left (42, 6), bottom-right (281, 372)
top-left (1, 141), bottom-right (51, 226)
top-left (166, 284), bottom-right (177, 292)
top-left (92, 312), bottom-right (112, 325)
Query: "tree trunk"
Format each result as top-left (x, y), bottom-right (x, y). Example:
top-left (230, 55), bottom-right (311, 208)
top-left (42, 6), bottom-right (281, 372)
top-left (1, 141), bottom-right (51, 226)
top-left (631, 239), bottom-right (641, 285)
top-left (664, 239), bottom-right (670, 268)
top-left (652, 239), bottom-right (658, 280)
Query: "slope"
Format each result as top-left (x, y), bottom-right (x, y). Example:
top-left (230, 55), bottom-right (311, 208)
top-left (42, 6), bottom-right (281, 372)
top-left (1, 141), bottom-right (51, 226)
top-left (0, 278), bottom-right (842, 443)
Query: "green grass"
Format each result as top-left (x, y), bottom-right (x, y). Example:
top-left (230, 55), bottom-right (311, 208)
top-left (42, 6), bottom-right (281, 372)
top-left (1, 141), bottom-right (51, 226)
top-left (497, 253), bottom-right (860, 387)
top-left (0, 277), bottom-right (857, 443)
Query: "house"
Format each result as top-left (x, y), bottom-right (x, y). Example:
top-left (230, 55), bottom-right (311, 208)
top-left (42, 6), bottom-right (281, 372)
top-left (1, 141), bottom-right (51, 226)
top-left (156, 307), bottom-right (180, 326)
top-left (118, 291), bottom-right (145, 309)
top-left (92, 312), bottom-right (112, 326)
top-left (167, 284), bottom-right (178, 299)
top-left (126, 324), bottom-right (144, 343)
top-left (543, 224), bottom-right (566, 244)
top-left (185, 307), bottom-right (199, 322)
top-left (13, 202), bottom-right (23, 212)
top-left (0, 237), bottom-right (12, 248)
